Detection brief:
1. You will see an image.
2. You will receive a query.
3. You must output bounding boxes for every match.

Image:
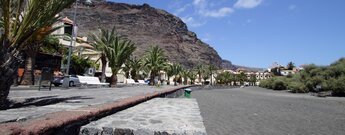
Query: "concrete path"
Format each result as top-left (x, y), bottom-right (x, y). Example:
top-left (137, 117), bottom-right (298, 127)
top-left (80, 98), bottom-right (206, 135)
top-left (0, 85), bottom-right (176, 123)
top-left (193, 87), bottom-right (345, 135)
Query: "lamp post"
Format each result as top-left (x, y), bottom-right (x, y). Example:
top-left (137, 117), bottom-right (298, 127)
top-left (62, 1), bottom-right (78, 88)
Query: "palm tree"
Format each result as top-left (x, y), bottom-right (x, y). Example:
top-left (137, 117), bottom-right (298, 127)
top-left (180, 68), bottom-right (189, 85)
top-left (90, 27), bottom-right (122, 83)
top-left (164, 64), bottom-right (174, 85)
top-left (143, 46), bottom-right (167, 86)
top-left (0, 0), bottom-right (75, 109)
top-left (188, 70), bottom-right (197, 85)
top-left (172, 63), bottom-right (182, 86)
top-left (287, 61), bottom-right (295, 70)
top-left (195, 64), bottom-right (204, 84)
top-left (208, 64), bottom-right (218, 85)
top-left (249, 74), bottom-right (257, 86)
top-left (122, 61), bottom-right (131, 79)
top-left (202, 68), bottom-right (210, 85)
top-left (238, 72), bottom-right (247, 85)
top-left (105, 37), bottom-right (136, 87)
top-left (128, 57), bottom-right (143, 81)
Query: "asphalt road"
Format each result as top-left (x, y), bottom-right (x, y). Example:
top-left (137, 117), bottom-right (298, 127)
top-left (193, 87), bottom-right (345, 135)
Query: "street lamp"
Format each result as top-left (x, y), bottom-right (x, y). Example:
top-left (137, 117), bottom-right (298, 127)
top-left (62, 1), bottom-right (78, 88)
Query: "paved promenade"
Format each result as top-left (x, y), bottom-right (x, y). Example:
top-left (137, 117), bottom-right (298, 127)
top-left (0, 85), bottom-right (176, 123)
top-left (81, 98), bottom-right (206, 135)
top-left (193, 87), bottom-right (345, 135)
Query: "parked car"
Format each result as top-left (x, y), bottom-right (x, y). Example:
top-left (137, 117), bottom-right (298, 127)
top-left (52, 75), bottom-right (81, 87)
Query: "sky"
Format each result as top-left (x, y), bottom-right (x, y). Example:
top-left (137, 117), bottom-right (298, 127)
top-left (109, 0), bottom-right (345, 68)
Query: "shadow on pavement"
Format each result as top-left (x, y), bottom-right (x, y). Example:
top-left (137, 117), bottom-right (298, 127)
top-left (2, 96), bottom-right (93, 110)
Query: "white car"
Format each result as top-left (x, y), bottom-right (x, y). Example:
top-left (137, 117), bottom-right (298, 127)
top-left (52, 75), bottom-right (81, 87)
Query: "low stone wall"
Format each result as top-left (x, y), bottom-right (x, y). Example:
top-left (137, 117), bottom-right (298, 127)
top-left (0, 86), bottom-right (192, 135)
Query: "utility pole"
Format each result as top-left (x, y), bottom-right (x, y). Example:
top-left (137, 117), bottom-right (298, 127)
top-left (62, 1), bottom-right (78, 88)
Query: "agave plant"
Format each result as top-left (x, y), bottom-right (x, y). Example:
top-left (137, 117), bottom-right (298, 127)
top-left (0, 0), bottom-right (75, 109)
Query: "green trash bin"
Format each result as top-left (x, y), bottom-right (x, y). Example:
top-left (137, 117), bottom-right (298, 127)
top-left (184, 88), bottom-right (192, 98)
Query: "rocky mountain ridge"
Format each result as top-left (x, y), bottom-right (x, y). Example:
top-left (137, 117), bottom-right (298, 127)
top-left (61, 1), bottom-right (247, 70)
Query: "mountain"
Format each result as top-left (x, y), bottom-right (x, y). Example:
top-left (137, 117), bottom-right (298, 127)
top-left (221, 60), bottom-right (236, 70)
top-left (233, 65), bottom-right (265, 72)
top-left (61, 1), bottom-right (224, 68)
top-left (221, 60), bottom-right (264, 72)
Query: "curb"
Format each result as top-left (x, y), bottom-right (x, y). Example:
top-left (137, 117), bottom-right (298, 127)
top-left (0, 86), bottom-right (192, 135)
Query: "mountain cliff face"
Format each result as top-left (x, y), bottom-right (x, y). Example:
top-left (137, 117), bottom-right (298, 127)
top-left (61, 1), bottom-right (224, 68)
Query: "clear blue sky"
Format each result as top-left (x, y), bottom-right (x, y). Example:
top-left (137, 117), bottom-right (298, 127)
top-left (110, 0), bottom-right (345, 68)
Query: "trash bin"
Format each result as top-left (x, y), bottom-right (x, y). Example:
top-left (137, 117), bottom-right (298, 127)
top-left (184, 88), bottom-right (192, 98)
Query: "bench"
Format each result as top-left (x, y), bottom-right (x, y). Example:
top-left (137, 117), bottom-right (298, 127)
top-left (77, 76), bottom-right (109, 87)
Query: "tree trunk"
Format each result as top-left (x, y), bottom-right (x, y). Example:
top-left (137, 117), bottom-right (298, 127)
top-left (21, 55), bottom-right (36, 85)
top-left (174, 77), bottom-right (177, 86)
top-left (150, 72), bottom-right (155, 86)
top-left (0, 48), bottom-right (23, 109)
top-left (100, 56), bottom-right (107, 83)
top-left (167, 76), bottom-right (170, 85)
top-left (110, 69), bottom-right (118, 87)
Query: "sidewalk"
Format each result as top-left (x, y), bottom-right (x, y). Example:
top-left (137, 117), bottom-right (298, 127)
top-left (1, 85), bottom-right (178, 123)
top-left (0, 85), bottom-right (190, 134)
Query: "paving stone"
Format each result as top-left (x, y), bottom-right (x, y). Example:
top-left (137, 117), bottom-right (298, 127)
top-left (80, 98), bottom-right (207, 135)
top-left (0, 86), bottom-right (177, 123)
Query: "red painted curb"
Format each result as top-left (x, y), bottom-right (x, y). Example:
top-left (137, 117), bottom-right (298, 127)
top-left (0, 86), bottom-right (192, 135)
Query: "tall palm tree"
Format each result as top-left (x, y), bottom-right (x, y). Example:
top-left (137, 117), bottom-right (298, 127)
top-left (123, 60), bottom-right (131, 79)
top-left (105, 37), bottom-right (136, 87)
top-left (143, 46), bottom-right (167, 86)
top-left (90, 27), bottom-right (121, 83)
top-left (0, 0), bottom-right (75, 109)
top-left (172, 63), bottom-right (182, 86)
top-left (238, 72), bottom-right (247, 85)
top-left (208, 64), bottom-right (218, 85)
top-left (128, 57), bottom-right (143, 81)
top-left (188, 70), bottom-right (197, 85)
top-left (180, 68), bottom-right (189, 85)
top-left (195, 64), bottom-right (204, 84)
top-left (287, 61), bottom-right (295, 70)
top-left (164, 64), bottom-right (174, 85)
top-left (202, 68), bottom-right (210, 85)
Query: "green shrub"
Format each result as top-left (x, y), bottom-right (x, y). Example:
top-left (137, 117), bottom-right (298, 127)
top-left (260, 58), bottom-right (345, 96)
top-left (272, 79), bottom-right (287, 90)
top-left (259, 78), bottom-right (274, 89)
top-left (324, 77), bottom-right (345, 96)
top-left (305, 76), bottom-right (324, 92)
top-left (260, 77), bottom-right (288, 90)
top-left (288, 81), bottom-right (308, 93)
